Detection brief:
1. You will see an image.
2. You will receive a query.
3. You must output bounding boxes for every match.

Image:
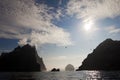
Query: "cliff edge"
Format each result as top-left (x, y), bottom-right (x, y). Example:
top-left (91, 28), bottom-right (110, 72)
top-left (0, 44), bottom-right (46, 72)
top-left (77, 39), bottom-right (120, 70)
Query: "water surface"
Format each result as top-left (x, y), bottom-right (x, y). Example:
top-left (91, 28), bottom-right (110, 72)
top-left (0, 71), bottom-right (120, 80)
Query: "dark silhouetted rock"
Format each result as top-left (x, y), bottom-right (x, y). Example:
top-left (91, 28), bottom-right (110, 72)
top-left (77, 39), bottom-right (120, 70)
top-left (65, 64), bottom-right (74, 71)
top-left (0, 44), bottom-right (46, 72)
top-left (51, 68), bottom-right (60, 72)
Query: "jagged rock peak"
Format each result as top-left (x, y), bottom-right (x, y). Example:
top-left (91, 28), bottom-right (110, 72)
top-left (16, 44), bottom-right (35, 49)
top-left (14, 44), bottom-right (35, 51)
top-left (0, 44), bottom-right (46, 72)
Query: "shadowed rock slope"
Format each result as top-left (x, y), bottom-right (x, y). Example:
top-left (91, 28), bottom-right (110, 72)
top-left (0, 44), bottom-right (46, 72)
top-left (77, 39), bottom-right (120, 70)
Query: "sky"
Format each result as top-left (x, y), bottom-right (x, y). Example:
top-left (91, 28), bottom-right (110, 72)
top-left (0, 0), bottom-right (120, 71)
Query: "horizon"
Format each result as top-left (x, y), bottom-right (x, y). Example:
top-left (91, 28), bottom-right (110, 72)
top-left (0, 0), bottom-right (120, 71)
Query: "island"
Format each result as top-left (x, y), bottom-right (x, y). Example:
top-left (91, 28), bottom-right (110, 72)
top-left (65, 64), bottom-right (75, 71)
top-left (0, 44), bottom-right (46, 72)
top-left (51, 68), bottom-right (60, 72)
top-left (77, 39), bottom-right (120, 71)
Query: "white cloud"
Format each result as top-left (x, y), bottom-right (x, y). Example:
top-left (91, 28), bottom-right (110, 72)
top-left (30, 28), bottom-right (72, 46)
top-left (105, 26), bottom-right (120, 33)
top-left (54, 9), bottom-right (64, 20)
top-left (18, 38), bottom-right (28, 46)
top-left (0, 0), bottom-right (72, 47)
top-left (67, 0), bottom-right (120, 20)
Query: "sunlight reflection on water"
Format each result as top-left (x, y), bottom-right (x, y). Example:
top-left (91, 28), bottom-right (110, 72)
top-left (0, 71), bottom-right (120, 80)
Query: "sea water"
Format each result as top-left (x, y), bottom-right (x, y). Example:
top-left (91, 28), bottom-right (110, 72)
top-left (0, 71), bottom-right (120, 80)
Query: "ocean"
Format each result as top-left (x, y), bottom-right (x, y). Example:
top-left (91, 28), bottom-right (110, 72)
top-left (0, 71), bottom-right (120, 80)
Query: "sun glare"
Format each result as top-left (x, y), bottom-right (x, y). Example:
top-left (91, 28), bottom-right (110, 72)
top-left (84, 20), bottom-right (93, 32)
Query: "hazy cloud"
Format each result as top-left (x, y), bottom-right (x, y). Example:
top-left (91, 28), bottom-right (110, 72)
top-left (18, 38), bottom-right (28, 46)
top-left (0, 0), bottom-right (72, 46)
top-left (51, 56), bottom-right (67, 60)
top-left (105, 26), bottom-right (120, 34)
top-left (67, 0), bottom-right (120, 21)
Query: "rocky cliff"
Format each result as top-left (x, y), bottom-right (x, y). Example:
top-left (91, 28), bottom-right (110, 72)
top-left (0, 44), bottom-right (46, 72)
top-left (77, 39), bottom-right (120, 70)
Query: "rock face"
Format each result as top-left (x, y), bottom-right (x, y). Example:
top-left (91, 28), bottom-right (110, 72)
top-left (65, 64), bottom-right (74, 71)
top-left (51, 68), bottom-right (60, 72)
top-left (77, 39), bottom-right (120, 70)
top-left (0, 44), bottom-right (46, 72)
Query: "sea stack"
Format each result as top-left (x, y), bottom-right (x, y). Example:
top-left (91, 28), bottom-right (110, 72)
top-left (65, 64), bottom-right (74, 71)
top-left (77, 39), bottom-right (120, 70)
top-left (51, 68), bottom-right (60, 72)
top-left (0, 44), bottom-right (46, 72)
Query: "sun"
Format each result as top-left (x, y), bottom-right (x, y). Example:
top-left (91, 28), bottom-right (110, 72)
top-left (84, 20), bottom-right (93, 32)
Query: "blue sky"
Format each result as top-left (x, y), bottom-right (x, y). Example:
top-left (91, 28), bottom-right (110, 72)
top-left (0, 0), bottom-right (120, 70)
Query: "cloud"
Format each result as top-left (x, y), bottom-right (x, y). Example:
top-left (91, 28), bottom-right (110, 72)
top-left (30, 28), bottom-right (72, 46)
top-left (54, 9), bottom-right (64, 20)
top-left (18, 38), bottom-right (28, 46)
top-left (105, 26), bottom-right (120, 34)
top-left (67, 0), bottom-right (120, 21)
top-left (0, 0), bottom-right (72, 47)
